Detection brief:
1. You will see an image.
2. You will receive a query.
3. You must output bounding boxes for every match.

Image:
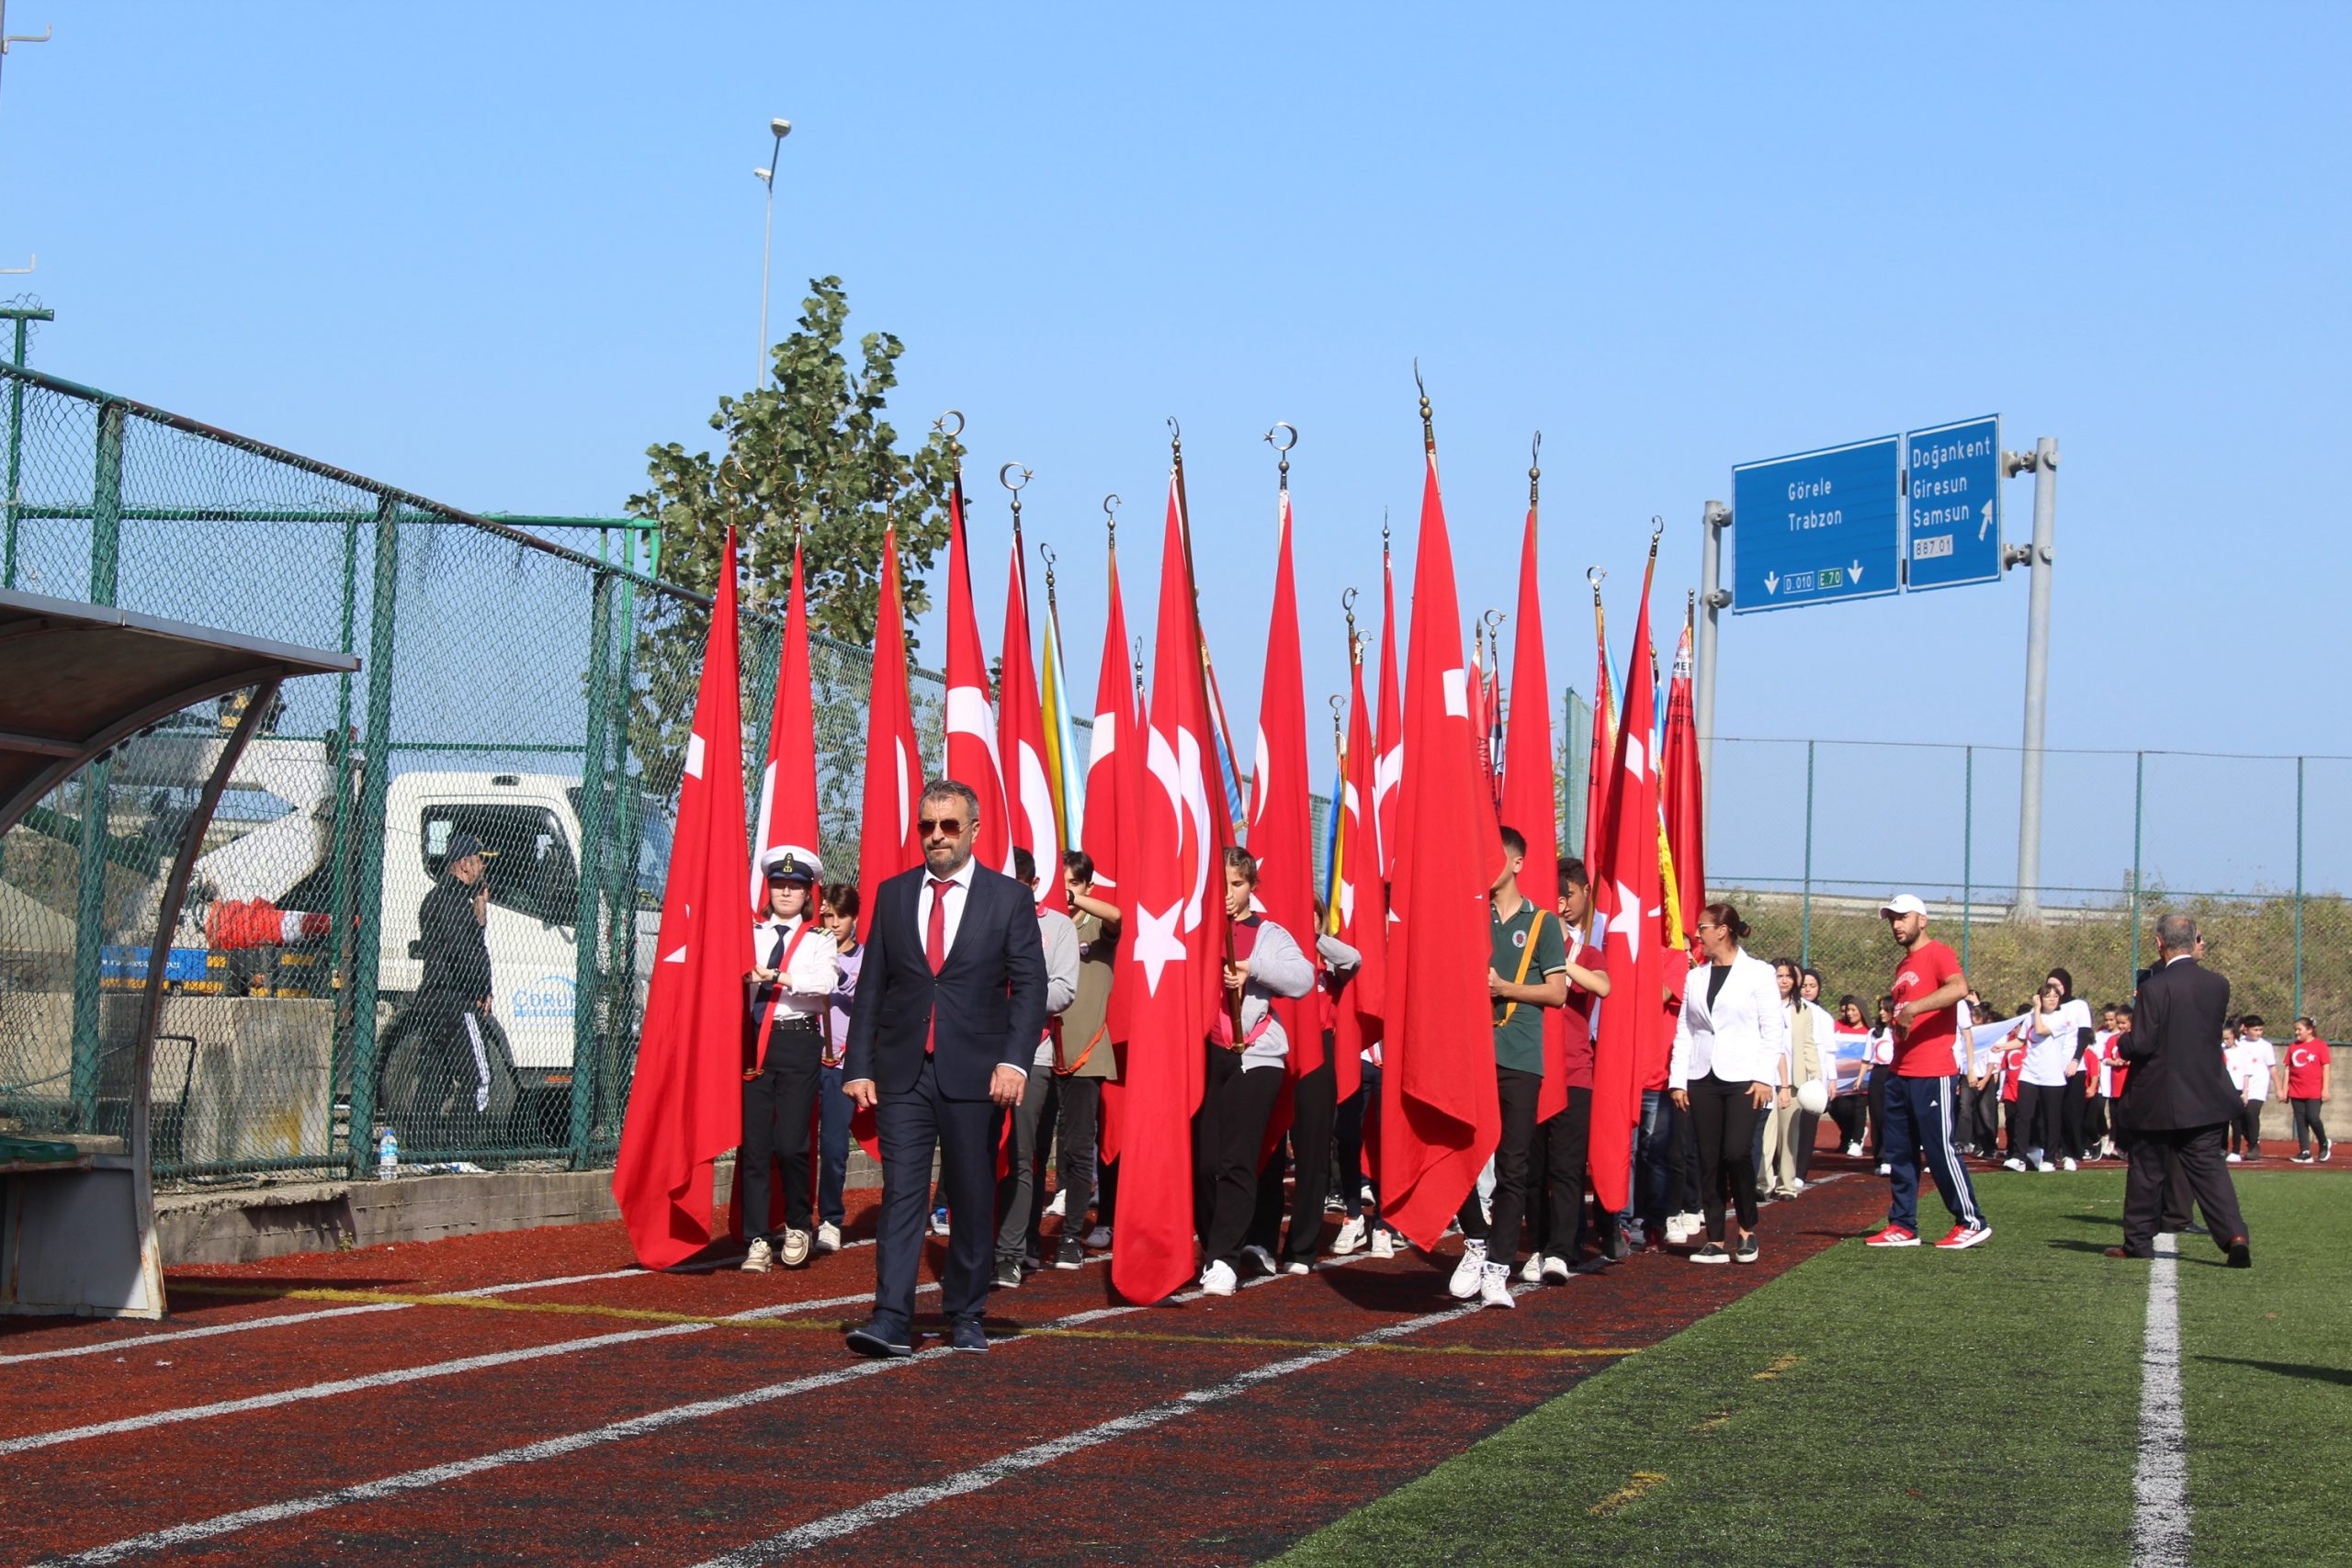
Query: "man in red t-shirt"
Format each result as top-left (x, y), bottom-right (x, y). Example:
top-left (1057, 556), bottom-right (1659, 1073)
top-left (2284, 1017), bottom-right (2333, 1163)
top-left (1863, 894), bottom-right (1991, 1250)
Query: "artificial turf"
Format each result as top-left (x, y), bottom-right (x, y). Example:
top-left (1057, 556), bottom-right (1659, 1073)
top-left (1277, 1168), bottom-right (2347, 1568)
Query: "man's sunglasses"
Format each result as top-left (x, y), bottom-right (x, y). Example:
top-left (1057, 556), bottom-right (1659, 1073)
top-left (919, 817), bottom-right (967, 837)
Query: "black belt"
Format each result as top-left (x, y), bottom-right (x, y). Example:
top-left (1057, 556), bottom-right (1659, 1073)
top-left (767, 1012), bottom-right (823, 1034)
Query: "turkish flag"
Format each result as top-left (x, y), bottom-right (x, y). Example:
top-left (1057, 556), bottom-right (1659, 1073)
top-left (1248, 484), bottom-right (1319, 1092)
top-left (1581, 597), bottom-right (1616, 879)
top-left (1086, 539), bottom-right (1143, 1163)
top-left (1661, 607), bottom-right (1705, 940)
top-left (1329, 631), bottom-right (1385, 1109)
top-left (997, 525), bottom-right (1065, 913)
top-left (944, 487), bottom-right (1012, 874)
top-left (1376, 446), bottom-right (1505, 1251)
top-left (1109, 472), bottom-right (1228, 1304)
top-left (614, 530), bottom-right (752, 1269)
top-left (848, 525), bottom-right (923, 1165)
top-left (1373, 548), bottom-right (1404, 879)
top-left (1498, 505), bottom-right (1569, 1121)
top-left (749, 542), bottom-right (820, 913)
top-left (1588, 582), bottom-right (1664, 1215)
top-left (1466, 638), bottom-right (1493, 804)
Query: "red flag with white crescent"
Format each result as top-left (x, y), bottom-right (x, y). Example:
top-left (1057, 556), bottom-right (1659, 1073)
top-left (1248, 484), bottom-right (1319, 1088)
top-left (998, 523), bottom-right (1065, 913)
top-left (1588, 581), bottom-right (1664, 1215)
top-left (1330, 629), bottom-right (1384, 1108)
top-left (750, 541), bottom-right (820, 913)
top-left (1498, 504), bottom-right (1568, 1121)
top-left (1373, 547), bottom-right (1404, 879)
top-left (944, 487), bottom-right (1012, 874)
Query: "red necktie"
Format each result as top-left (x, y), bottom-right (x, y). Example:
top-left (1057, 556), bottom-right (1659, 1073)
top-left (925, 877), bottom-right (954, 1053)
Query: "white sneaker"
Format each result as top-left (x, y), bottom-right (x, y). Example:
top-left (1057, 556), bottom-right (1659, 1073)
top-left (740, 1237), bottom-right (774, 1274)
top-left (1448, 1239), bottom-right (1489, 1299)
top-left (1283, 1260), bottom-right (1311, 1276)
top-left (1789, 1178), bottom-right (1808, 1193)
top-left (1478, 1261), bottom-right (1516, 1309)
top-left (1199, 1259), bottom-right (1238, 1296)
top-left (2225, 1152), bottom-right (2245, 1165)
top-left (1084, 1225), bottom-right (1112, 1249)
top-left (1519, 1253), bottom-right (1544, 1284)
top-left (1542, 1255), bottom-right (1572, 1284)
top-left (1240, 1244), bottom-right (1279, 1277)
top-left (814, 1221), bottom-right (841, 1254)
top-left (2061, 1157), bottom-right (2078, 1172)
top-left (1369, 1227), bottom-right (1396, 1258)
top-left (2003, 1156), bottom-right (2028, 1172)
top-left (1663, 1216), bottom-right (1689, 1246)
top-left (1844, 1143), bottom-right (1864, 1157)
top-left (780, 1228), bottom-right (812, 1267)
top-left (1331, 1215), bottom-right (1367, 1256)
top-left (1046, 1188), bottom-right (1067, 1217)
top-left (1361, 1183), bottom-right (1377, 1210)
top-left (1874, 1164), bottom-right (1892, 1177)
top-left (2038, 1162), bottom-right (2058, 1174)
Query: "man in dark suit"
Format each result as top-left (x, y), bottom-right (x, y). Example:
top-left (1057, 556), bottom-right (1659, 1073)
top-left (2109, 913), bottom-right (2251, 1267)
top-left (842, 779), bottom-right (1048, 1356)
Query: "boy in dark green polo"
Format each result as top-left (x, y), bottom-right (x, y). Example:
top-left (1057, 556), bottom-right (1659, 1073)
top-left (1448, 825), bottom-right (1569, 1310)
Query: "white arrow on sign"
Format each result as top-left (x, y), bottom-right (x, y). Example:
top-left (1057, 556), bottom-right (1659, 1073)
top-left (1763, 570), bottom-right (1779, 594)
top-left (1849, 560), bottom-right (1864, 583)
top-left (1978, 499), bottom-right (1995, 541)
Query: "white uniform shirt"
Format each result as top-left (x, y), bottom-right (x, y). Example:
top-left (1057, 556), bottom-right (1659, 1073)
top-left (2236, 1037), bottom-right (2277, 1100)
top-left (752, 912), bottom-right (839, 1021)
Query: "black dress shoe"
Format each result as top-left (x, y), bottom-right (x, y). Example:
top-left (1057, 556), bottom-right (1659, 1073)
top-left (2103, 1247), bottom-right (2154, 1259)
top-left (949, 1317), bottom-right (989, 1353)
top-left (845, 1322), bottom-right (914, 1359)
top-left (2225, 1236), bottom-right (2253, 1269)
top-left (2179, 1223), bottom-right (2210, 1236)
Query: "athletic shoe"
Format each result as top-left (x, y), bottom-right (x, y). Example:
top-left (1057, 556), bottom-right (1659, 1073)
top-left (2225, 1153), bottom-right (2244, 1165)
top-left (1023, 1248), bottom-right (1042, 1272)
top-left (1520, 1253), bottom-right (1544, 1284)
top-left (1843, 1142), bottom-right (1864, 1156)
top-left (780, 1229), bottom-right (812, 1268)
top-left (1541, 1255), bottom-right (1572, 1283)
top-left (1054, 1236), bottom-right (1084, 1270)
top-left (1788, 1178), bottom-right (1808, 1194)
top-left (740, 1237), bottom-right (774, 1274)
top-left (1862, 1224), bottom-right (1919, 1247)
top-left (1369, 1227), bottom-right (1396, 1258)
top-left (1479, 1261), bottom-right (1517, 1309)
top-left (1875, 1164), bottom-right (1892, 1177)
top-left (930, 1207), bottom-right (952, 1235)
top-left (1733, 1235), bottom-right (1760, 1265)
top-left (1199, 1259), bottom-right (1238, 1296)
top-left (2225, 1235), bottom-right (2253, 1269)
top-left (1361, 1183), bottom-right (1377, 1210)
top-left (949, 1318), bottom-right (989, 1353)
top-left (815, 1221), bottom-right (842, 1254)
top-left (1283, 1260), bottom-right (1311, 1276)
top-left (2061, 1158), bottom-right (2078, 1172)
top-left (1240, 1244), bottom-right (1279, 1277)
top-left (2324, 1145), bottom-right (2335, 1163)
top-left (1330, 1215), bottom-right (1367, 1256)
top-left (2003, 1156), bottom-right (2028, 1172)
top-left (1624, 1223), bottom-right (1647, 1250)
top-left (845, 1322), bottom-right (913, 1359)
top-left (2038, 1162), bottom-right (2058, 1174)
top-left (1046, 1188), bottom-right (1067, 1217)
top-left (2292, 1154), bottom-right (2316, 1165)
top-left (1934, 1223), bottom-right (1991, 1250)
top-left (1085, 1225), bottom-right (1113, 1248)
top-left (992, 1259), bottom-right (1022, 1290)
top-left (1690, 1242), bottom-right (1730, 1264)
top-left (1664, 1215), bottom-right (1693, 1246)
top-left (1448, 1239), bottom-right (1489, 1299)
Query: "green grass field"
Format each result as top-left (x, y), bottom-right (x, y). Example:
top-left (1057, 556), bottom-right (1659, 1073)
top-left (1279, 1170), bottom-right (2348, 1568)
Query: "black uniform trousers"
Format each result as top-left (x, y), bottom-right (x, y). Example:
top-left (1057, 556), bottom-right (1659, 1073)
top-left (1687, 1073), bottom-right (1763, 1242)
top-left (2121, 1122), bottom-right (2246, 1256)
top-left (1249, 1052), bottom-right (1338, 1266)
top-left (1526, 1085), bottom-right (1593, 1261)
top-left (1458, 1066), bottom-right (1543, 1264)
top-left (872, 1054), bottom-right (1003, 1335)
top-left (1195, 1043), bottom-right (1285, 1271)
top-left (740, 1021), bottom-right (824, 1242)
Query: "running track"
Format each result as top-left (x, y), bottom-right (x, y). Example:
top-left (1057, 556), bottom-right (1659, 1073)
top-left (2, 1175), bottom-right (1893, 1566)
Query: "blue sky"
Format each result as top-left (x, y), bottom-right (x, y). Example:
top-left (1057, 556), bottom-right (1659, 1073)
top-left (5, 4), bottom-right (2346, 896)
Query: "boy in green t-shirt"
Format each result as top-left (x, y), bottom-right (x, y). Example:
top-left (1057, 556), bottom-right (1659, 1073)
top-left (1449, 825), bottom-right (1569, 1310)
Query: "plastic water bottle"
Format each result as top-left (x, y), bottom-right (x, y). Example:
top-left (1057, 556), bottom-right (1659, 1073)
top-left (376, 1125), bottom-right (399, 1180)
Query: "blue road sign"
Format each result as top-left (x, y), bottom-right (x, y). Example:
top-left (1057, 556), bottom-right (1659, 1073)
top-left (1730, 435), bottom-right (1901, 615)
top-left (1905, 415), bottom-right (2002, 592)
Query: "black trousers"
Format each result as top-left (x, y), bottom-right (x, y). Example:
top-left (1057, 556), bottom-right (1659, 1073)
top-left (1050, 1074), bottom-right (1103, 1235)
top-left (1668, 1091), bottom-right (1700, 1213)
top-left (1828, 1095), bottom-right (1868, 1150)
top-left (996, 1066), bottom-right (1058, 1265)
top-left (1277, 1054), bottom-right (1340, 1264)
top-left (2292, 1098), bottom-right (2330, 1154)
top-left (2085, 1096), bottom-right (2110, 1151)
top-left (1459, 1066), bottom-right (1544, 1264)
top-left (739, 1029), bottom-right (823, 1241)
top-left (2059, 1080), bottom-right (2087, 1159)
top-left (1333, 1079), bottom-right (1371, 1216)
top-left (1867, 1068), bottom-right (1891, 1159)
top-left (2229, 1096), bottom-right (2260, 1155)
top-left (2121, 1122), bottom-right (2247, 1255)
top-left (1526, 1085), bottom-right (1593, 1259)
top-left (1687, 1073), bottom-right (1762, 1241)
top-left (872, 1055), bottom-right (1002, 1334)
top-left (2018, 1081), bottom-right (2066, 1163)
top-left (1195, 1045), bottom-right (1285, 1271)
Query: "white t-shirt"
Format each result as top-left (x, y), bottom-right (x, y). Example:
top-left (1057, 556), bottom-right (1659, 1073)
top-left (2022, 998), bottom-right (2094, 1088)
top-left (2235, 1038), bottom-right (2277, 1100)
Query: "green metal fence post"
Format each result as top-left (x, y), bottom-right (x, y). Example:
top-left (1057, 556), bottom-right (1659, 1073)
top-left (1, 306), bottom-right (52, 591)
top-left (326, 512), bottom-right (360, 1093)
top-left (2293, 755), bottom-right (2305, 1021)
top-left (599, 544), bottom-right (643, 1145)
top-left (2129, 750), bottom-right (2144, 987)
top-left (345, 499), bottom-right (401, 1176)
top-left (69, 399), bottom-right (127, 1129)
top-left (570, 570), bottom-right (615, 1167)
top-left (1801, 739), bottom-right (1815, 968)
top-left (1961, 744), bottom-right (1973, 973)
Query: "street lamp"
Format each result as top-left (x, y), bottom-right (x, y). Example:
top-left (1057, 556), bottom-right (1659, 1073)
top-left (755, 117), bottom-right (792, 387)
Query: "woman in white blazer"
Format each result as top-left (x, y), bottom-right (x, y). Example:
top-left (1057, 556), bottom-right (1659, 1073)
top-left (1668, 904), bottom-right (1788, 1264)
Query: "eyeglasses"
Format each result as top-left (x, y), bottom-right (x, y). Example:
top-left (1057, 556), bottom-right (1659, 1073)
top-left (918, 818), bottom-right (967, 837)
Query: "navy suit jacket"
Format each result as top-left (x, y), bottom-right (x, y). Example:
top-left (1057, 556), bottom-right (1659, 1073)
top-left (842, 860), bottom-right (1048, 1100)
top-left (2121, 957), bottom-right (2240, 1131)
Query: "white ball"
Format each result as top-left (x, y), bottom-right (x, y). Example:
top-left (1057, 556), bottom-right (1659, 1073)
top-left (1796, 1079), bottom-right (1829, 1116)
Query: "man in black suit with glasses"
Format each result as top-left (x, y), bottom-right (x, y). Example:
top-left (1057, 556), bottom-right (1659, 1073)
top-left (2109, 913), bottom-right (2251, 1268)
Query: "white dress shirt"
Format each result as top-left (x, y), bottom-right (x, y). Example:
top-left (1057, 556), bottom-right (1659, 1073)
top-left (1668, 949), bottom-right (1790, 1090)
top-left (915, 856), bottom-right (977, 959)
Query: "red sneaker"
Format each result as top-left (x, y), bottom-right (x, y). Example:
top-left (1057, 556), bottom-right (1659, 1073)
top-left (1934, 1224), bottom-right (1991, 1250)
top-left (1862, 1224), bottom-right (1919, 1247)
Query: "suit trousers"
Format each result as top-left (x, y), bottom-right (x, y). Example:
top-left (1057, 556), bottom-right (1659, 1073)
top-left (740, 1031), bottom-right (822, 1242)
top-left (2121, 1122), bottom-right (2246, 1254)
top-left (872, 1054), bottom-right (1002, 1334)
top-left (1687, 1073), bottom-right (1763, 1242)
top-left (1196, 1045), bottom-right (1285, 1271)
top-left (1528, 1084), bottom-right (1593, 1259)
top-left (1458, 1066), bottom-right (1544, 1263)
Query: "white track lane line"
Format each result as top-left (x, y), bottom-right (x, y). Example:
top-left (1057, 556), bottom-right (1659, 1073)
top-left (36, 1251), bottom-right (1370, 1564)
top-left (691, 1280), bottom-right (1529, 1566)
top-left (2131, 1232), bottom-right (2192, 1568)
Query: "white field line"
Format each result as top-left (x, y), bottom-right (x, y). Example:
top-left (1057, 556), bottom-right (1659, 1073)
top-left (690, 1279), bottom-right (1525, 1566)
top-left (36, 1252), bottom-right (1366, 1565)
top-left (2131, 1233), bottom-right (2192, 1568)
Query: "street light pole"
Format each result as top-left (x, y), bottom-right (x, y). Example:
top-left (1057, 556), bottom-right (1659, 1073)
top-left (754, 116), bottom-right (791, 387)
top-left (2003, 435), bottom-right (2058, 919)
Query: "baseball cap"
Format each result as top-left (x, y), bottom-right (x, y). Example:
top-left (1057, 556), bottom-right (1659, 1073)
top-left (445, 831), bottom-right (499, 863)
top-left (1880, 893), bottom-right (1928, 919)
top-left (763, 845), bottom-right (822, 885)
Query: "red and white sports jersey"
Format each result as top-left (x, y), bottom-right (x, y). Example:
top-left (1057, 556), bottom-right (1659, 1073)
top-left (2286, 1040), bottom-right (2333, 1100)
top-left (1999, 1043), bottom-right (2026, 1102)
top-left (2236, 1038), bottom-right (2276, 1100)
